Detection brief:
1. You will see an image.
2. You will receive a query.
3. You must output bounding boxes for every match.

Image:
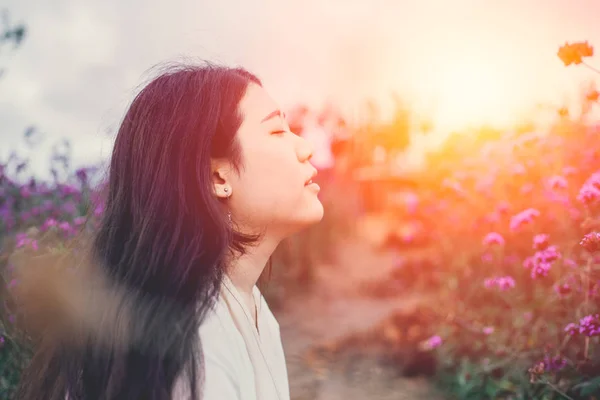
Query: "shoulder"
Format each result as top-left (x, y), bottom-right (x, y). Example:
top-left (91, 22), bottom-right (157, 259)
top-left (200, 298), bottom-right (244, 367)
top-left (197, 298), bottom-right (254, 399)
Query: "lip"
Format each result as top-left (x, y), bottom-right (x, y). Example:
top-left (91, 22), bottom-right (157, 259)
top-left (304, 169), bottom-right (318, 186)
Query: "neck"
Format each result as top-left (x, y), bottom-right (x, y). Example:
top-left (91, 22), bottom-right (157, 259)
top-left (226, 234), bottom-right (280, 298)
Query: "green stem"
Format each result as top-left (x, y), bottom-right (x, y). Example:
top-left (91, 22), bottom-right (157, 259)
top-left (542, 380), bottom-right (574, 400)
top-left (582, 62), bottom-right (600, 75)
top-left (584, 258), bottom-right (591, 359)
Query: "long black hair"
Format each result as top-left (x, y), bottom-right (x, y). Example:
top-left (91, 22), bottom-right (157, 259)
top-left (14, 62), bottom-right (262, 399)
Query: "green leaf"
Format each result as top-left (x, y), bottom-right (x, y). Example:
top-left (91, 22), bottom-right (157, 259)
top-left (574, 376), bottom-right (600, 396)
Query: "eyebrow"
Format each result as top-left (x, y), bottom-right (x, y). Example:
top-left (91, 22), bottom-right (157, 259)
top-left (261, 109), bottom-right (286, 123)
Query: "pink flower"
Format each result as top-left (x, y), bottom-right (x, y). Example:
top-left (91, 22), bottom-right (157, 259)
top-left (512, 164), bottom-right (527, 175)
top-left (484, 276), bottom-right (516, 291)
top-left (15, 233), bottom-right (38, 250)
top-left (510, 208), bottom-right (540, 231)
top-left (578, 171), bottom-right (600, 205)
top-left (533, 234), bottom-right (549, 250)
top-left (521, 183), bottom-right (534, 194)
top-left (564, 259), bottom-right (578, 269)
top-left (482, 326), bottom-right (495, 335)
top-left (554, 283), bottom-right (571, 297)
top-left (42, 218), bottom-right (58, 231)
top-left (483, 232), bottom-right (504, 246)
top-left (426, 335), bottom-right (442, 349)
top-left (548, 175), bottom-right (568, 190)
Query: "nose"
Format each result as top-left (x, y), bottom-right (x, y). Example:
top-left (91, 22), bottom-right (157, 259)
top-left (296, 133), bottom-right (313, 163)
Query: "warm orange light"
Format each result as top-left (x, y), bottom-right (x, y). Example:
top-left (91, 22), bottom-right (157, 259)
top-left (418, 54), bottom-right (533, 132)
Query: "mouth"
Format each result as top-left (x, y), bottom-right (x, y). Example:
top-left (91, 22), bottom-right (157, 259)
top-left (305, 170), bottom-right (318, 186)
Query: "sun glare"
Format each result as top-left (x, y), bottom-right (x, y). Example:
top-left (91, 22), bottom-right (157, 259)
top-left (414, 54), bottom-right (534, 132)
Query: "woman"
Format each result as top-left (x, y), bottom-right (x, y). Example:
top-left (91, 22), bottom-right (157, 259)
top-left (13, 63), bottom-right (323, 399)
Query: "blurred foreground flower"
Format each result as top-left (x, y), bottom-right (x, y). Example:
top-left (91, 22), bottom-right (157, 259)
top-left (557, 41), bottom-right (594, 66)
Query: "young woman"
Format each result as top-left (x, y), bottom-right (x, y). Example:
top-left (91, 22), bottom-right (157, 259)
top-left (14, 63), bottom-right (324, 399)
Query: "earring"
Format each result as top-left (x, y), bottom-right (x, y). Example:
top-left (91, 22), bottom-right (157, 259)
top-left (227, 210), bottom-right (232, 223)
top-left (224, 187), bottom-right (230, 197)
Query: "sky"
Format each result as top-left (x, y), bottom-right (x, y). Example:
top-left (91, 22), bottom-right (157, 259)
top-left (1, 0), bottom-right (600, 178)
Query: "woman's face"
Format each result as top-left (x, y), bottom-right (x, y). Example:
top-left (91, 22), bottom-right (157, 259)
top-left (213, 83), bottom-right (324, 237)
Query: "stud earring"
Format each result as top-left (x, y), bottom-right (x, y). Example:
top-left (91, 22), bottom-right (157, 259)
top-left (224, 187), bottom-right (231, 197)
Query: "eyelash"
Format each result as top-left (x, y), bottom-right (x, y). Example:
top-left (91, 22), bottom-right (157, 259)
top-left (271, 130), bottom-right (286, 135)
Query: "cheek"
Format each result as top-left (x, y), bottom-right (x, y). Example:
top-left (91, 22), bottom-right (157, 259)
top-left (233, 149), bottom-right (304, 217)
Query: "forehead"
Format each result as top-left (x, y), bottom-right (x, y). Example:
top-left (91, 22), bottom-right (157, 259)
top-left (238, 83), bottom-right (280, 124)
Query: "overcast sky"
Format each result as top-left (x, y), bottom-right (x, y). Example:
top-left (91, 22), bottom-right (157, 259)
top-left (1, 0), bottom-right (599, 178)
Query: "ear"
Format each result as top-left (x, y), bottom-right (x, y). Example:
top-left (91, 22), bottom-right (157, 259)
top-left (210, 158), bottom-right (233, 199)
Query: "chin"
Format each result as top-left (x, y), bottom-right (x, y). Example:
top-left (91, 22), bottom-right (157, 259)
top-left (288, 201), bottom-right (324, 233)
top-left (303, 200), bottom-right (325, 225)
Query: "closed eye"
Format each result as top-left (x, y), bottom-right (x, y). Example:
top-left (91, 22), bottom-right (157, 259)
top-left (271, 130), bottom-right (286, 135)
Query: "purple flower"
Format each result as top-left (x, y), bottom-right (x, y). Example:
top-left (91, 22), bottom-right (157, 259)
top-left (533, 234), bottom-right (549, 250)
top-left (42, 218), bottom-right (58, 231)
top-left (484, 276), bottom-right (516, 291)
top-left (483, 232), bottom-right (505, 246)
top-left (564, 258), bottom-right (578, 269)
top-left (579, 314), bottom-right (600, 337)
top-left (554, 283), bottom-right (571, 297)
top-left (497, 202), bottom-right (510, 214)
top-left (521, 183), bottom-right (534, 194)
top-left (426, 335), bottom-right (442, 349)
top-left (75, 167), bottom-right (88, 182)
top-left (60, 184), bottom-right (79, 197)
top-left (525, 246), bottom-right (561, 278)
top-left (539, 246), bottom-right (561, 262)
top-left (481, 252), bottom-right (493, 263)
top-left (564, 323), bottom-right (579, 335)
top-left (531, 261), bottom-right (552, 279)
top-left (510, 208), bottom-right (540, 231)
top-left (482, 326), bottom-right (494, 335)
top-left (580, 232), bottom-right (600, 253)
top-left (578, 172), bottom-right (600, 205)
top-left (543, 355), bottom-right (567, 372)
top-left (14, 233), bottom-right (38, 250)
top-left (19, 186), bottom-right (31, 198)
top-left (61, 202), bottom-right (77, 214)
top-left (548, 175), bottom-right (568, 190)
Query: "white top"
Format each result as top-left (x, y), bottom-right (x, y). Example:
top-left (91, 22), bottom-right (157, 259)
top-left (173, 276), bottom-right (290, 400)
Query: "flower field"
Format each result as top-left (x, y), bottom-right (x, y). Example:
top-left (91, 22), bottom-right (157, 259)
top-left (1, 41), bottom-right (600, 400)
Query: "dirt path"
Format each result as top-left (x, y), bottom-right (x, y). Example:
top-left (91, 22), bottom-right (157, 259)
top-left (273, 238), bottom-right (444, 400)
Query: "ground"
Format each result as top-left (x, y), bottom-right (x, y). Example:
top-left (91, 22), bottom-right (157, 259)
top-left (273, 232), bottom-right (445, 400)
